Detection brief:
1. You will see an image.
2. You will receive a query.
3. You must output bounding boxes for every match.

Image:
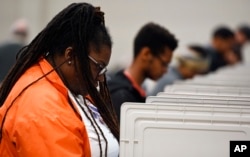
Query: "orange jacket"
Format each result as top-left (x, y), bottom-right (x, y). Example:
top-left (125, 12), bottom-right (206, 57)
top-left (0, 58), bottom-right (91, 157)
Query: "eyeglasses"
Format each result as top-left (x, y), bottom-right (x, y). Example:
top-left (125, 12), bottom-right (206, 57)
top-left (156, 56), bottom-right (169, 67)
top-left (88, 55), bottom-right (108, 76)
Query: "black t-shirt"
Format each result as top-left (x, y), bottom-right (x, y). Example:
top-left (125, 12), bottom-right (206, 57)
top-left (206, 47), bottom-right (228, 72)
top-left (107, 70), bottom-right (146, 121)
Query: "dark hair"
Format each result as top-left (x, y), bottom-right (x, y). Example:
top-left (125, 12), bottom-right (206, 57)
top-left (0, 3), bottom-right (119, 156)
top-left (133, 22), bottom-right (178, 58)
top-left (238, 24), bottom-right (250, 40)
top-left (212, 26), bottom-right (234, 39)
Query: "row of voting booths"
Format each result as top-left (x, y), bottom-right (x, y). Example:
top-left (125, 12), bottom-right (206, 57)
top-left (119, 63), bottom-right (250, 157)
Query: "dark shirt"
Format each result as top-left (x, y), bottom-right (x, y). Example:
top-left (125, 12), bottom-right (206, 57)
top-left (0, 42), bottom-right (23, 82)
top-left (107, 70), bottom-right (146, 121)
top-left (206, 47), bottom-right (227, 72)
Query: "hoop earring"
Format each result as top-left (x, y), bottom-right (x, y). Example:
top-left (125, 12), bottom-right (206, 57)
top-left (45, 52), bottom-right (50, 57)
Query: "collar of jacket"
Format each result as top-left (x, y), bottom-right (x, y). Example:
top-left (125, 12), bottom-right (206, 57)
top-left (39, 58), bottom-right (68, 97)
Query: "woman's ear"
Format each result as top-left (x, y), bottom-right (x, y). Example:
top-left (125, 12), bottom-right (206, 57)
top-left (64, 47), bottom-right (73, 61)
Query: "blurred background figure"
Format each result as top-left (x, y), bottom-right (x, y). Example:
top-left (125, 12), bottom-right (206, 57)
top-left (148, 45), bottom-right (209, 96)
top-left (0, 18), bottom-right (29, 82)
top-left (205, 26), bottom-right (239, 73)
top-left (108, 22), bottom-right (178, 121)
top-left (235, 24), bottom-right (250, 63)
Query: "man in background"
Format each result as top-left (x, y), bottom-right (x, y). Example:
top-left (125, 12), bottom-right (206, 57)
top-left (108, 22), bottom-right (178, 121)
top-left (235, 24), bottom-right (250, 63)
top-left (205, 26), bottom-right (238, 73)
top-left (0, 18), bottom-right (29, 82)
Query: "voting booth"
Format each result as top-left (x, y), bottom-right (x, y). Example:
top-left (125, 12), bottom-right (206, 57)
top-left (119, 63), bottom-right (250, 157)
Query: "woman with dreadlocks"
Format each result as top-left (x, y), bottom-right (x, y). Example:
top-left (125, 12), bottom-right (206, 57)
top-left (0, 2), bottom-right (119, 157)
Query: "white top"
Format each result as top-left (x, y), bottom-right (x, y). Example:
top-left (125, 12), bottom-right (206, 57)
top-left (68, 91), bottom-right (119, 157)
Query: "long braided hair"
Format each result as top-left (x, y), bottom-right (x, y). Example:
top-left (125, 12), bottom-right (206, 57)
top-left (0, 2), bottom-right (119, 155)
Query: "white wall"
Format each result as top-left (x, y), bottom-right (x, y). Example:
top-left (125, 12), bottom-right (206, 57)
top-left (0, 0), bottom-right (249, 71)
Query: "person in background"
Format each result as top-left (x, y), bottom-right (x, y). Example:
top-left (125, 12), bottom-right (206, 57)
top-left (148, 45), bottom-right (209, 96)
top-left (0, 3), bottom-right (119, 157)
top-left (108, 22), bottom-right (178, 121)
top-left (0, 18), bottom-right (29, 82)
top-left (205, 26), bottom-right (239, 72)
top-left (235, 24), bottom-right (250, 63)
